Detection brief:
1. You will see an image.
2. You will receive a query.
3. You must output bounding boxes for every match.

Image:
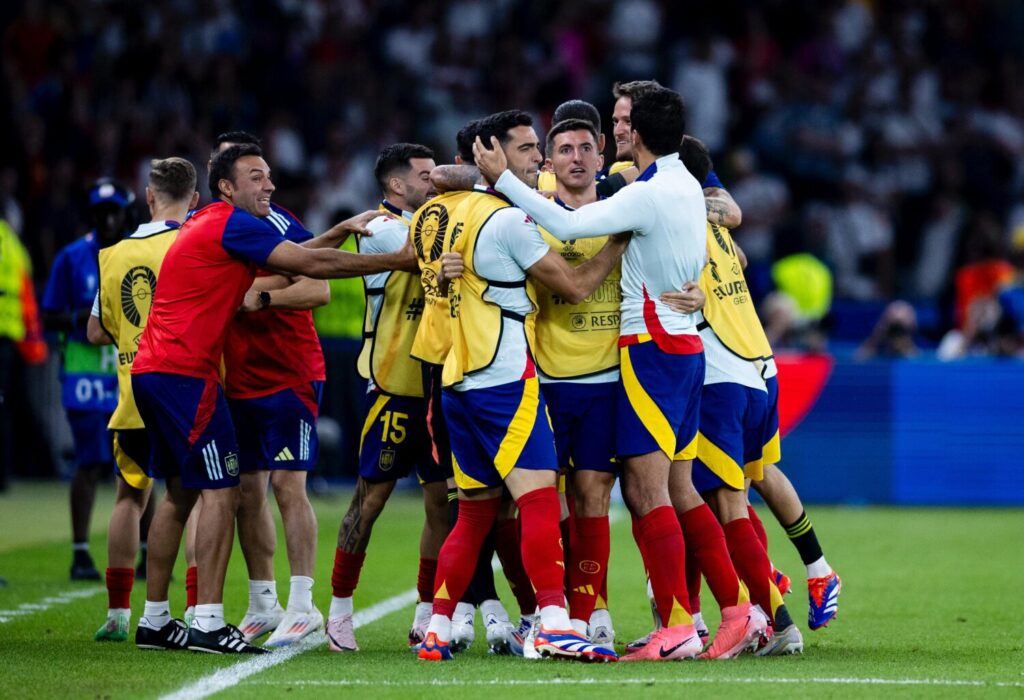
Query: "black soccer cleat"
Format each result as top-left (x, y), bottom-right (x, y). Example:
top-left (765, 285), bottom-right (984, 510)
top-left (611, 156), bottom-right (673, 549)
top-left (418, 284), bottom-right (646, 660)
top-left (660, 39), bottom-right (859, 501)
top-left (135, 619), bottom-right (189, 650)
top-left (188, 623), bottom-right (269, 654)
top-left (70, 553), bottom-right (101, 581)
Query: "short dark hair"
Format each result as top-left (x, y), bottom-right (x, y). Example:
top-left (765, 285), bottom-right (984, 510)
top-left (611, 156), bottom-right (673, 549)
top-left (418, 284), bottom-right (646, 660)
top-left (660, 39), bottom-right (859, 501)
top-left (552, 100), bottom-right (601, 134)
top-left (455, 119), bottom-right (481, 162)
top-left (630, 88), bottom-right (686, 156)
top-left (209, 144), bottom-right (263, 198)
top-left (612, 79), bottom-right (662, 102)
top-left (211, 131), bottom-right (261, 160)
top-left (546, 118), bottom-right (599, 155)
top-left (679, 135), bottom-right (712, 184)
top-left (475, 110), bottom-right (533, 151)
top-left (149, 157), bottom-right (197, 202)
top-left (374, 143), bottom-right (434, 192)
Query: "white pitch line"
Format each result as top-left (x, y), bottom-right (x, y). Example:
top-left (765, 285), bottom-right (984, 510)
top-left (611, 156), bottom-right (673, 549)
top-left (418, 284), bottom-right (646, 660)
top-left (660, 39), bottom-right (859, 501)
top-left (250, 677), bottom-right (1024, 689)
top-left (0, 586), bottom-right (104, 624)
top-left (157, 588), bottom-right (418, 700)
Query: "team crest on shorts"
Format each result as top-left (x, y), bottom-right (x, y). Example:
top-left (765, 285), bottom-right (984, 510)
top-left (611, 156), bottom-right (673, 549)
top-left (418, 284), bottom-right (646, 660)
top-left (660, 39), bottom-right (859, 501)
top-left (225, 452), bottom-right (240, 477)
top-left (379, 447), bottom-right (396, 472)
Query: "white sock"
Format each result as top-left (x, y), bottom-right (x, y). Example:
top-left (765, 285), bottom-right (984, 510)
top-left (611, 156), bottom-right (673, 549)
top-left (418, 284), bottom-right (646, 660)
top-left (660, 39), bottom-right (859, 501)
top-left (692, 611), bottom-right (705, 629)
top-left (287, 576), bottom-right (314, 613)
top-left (539, 605), bottom-right (571, 631)
top-left (806, 557), bottom-right (832, 579)
top-left (589, 608), bottom-right (612, 628)
top-left (329, 596), bottom-right (353, 618)
top-left (193, 603), bottom-right (225, 632)
top-left (108, 607), bottom-right (131, 617)
top-left (140, 601), bottom-right (170, 629)
top-left (426, 613), bottom-right (451, 642)
top-left (479, 598), bottom-right (509, 623)
top-left (570, 618), bottom-right (588, 636)
top-left (248, 579), bottom-right (279, 612)
top-left (454, 601), bottom-right (475, 621)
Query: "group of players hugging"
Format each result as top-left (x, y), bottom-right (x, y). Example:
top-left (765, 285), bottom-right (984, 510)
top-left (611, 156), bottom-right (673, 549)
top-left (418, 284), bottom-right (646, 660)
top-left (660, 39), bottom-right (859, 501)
top-left (80, 79), bottom-right (840, 661)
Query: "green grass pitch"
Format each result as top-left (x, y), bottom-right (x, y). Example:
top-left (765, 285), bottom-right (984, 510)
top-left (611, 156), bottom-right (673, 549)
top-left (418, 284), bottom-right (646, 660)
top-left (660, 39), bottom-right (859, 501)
top-left (0, 481), bottom-right (1021, 699)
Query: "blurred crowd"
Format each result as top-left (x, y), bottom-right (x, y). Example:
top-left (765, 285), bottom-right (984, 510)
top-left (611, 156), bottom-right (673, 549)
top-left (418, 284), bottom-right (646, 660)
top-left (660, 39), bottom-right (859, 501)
top-left (2, 0), bottom-right (1024, 356)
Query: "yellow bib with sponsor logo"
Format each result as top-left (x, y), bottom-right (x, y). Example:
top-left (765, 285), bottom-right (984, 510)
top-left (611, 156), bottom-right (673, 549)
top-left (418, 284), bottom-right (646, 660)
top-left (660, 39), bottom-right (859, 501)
top-left (409, 191), bottom-right (471, 365)
top-left (98, 226), bottom-right (178, 429)
top-left (357, 211), bottom-right (425, 398)
top-left (699, 223), bottom-right (773, 362)
top-left (533, 226), bottom-right (621, 378)
top-left (442, 192), bottom-right (538, 387)
top-left (536, 170), bottom-right (557, 193)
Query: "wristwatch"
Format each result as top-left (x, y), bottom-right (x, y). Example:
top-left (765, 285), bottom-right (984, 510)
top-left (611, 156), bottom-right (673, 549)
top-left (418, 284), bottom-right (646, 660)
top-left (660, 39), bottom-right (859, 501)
top-left (258, 290), bottom-right (272, 309)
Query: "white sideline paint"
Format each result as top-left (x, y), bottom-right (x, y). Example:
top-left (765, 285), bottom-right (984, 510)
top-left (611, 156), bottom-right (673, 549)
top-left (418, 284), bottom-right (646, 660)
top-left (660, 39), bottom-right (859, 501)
top-left (158, 589), bottom-right (418, 700)
top-left (0, 586), bottom-right (103, 624)
top-left (251, 677), bottom-right (1024, 689)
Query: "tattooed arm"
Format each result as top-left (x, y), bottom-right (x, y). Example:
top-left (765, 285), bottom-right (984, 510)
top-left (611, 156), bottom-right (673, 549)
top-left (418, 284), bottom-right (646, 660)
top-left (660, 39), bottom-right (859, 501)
top-left (704, 187), bottom-right (742, 228)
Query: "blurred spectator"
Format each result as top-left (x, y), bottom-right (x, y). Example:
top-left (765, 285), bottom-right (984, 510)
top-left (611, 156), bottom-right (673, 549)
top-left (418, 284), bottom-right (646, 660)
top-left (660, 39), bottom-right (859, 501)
top-left (727, 147), bottom-right (789, 265)
top-left (952, 213), bottom-right (1014, 329)
top-left (823, 168), bottom-right (895, 300)
top-left (856, 301), bottom-right (921, 360)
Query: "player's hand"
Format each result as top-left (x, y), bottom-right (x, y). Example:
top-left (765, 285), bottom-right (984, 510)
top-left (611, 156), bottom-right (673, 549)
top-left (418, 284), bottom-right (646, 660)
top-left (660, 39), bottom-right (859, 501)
top-left (339, 209), bottom-right (381, 237)
top-left (473, 135), bottom-right (507, 185)
top-left (437, 252), bottom-right (464, 293)
top-left (660, 282), bottom-right (705, 314)
top-left (239, 289), bottom-right (262, 313)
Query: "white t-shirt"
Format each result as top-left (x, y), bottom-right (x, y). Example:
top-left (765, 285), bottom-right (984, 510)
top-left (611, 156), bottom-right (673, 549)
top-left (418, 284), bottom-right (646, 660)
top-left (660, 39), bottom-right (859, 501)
top-left (454, 206), bottom-right (549, 392)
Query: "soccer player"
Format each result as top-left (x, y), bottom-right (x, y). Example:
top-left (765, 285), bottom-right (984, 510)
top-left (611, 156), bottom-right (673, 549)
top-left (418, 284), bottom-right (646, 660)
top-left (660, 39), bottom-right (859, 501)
top-left (41, 179), bottom-right (132, 581)
top-left (326, 143), bottom-right (454, 652)
top-left (474, 88), bottom-right (766, 661)
top-left (86, 158), bottom-right (198, 645)
top-left (131, 143), bottom-right (412, 654)
top-left (417, 110), bottom-right (626, 662)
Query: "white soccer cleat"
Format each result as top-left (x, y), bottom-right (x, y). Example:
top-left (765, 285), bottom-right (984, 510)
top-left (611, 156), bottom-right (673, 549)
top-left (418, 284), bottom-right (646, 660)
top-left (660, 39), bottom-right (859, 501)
top-left (450, 602), bottom-right (475, 652)
top-left (755, 623), bottom-right (804, 656)
top-left (408, 601), bottom-right (432, 647)
top-left (237, 603), bottom-right (285, 643)
top-left (588, 608), bottom-right (615, 647)
top-left (326, 613), bottom-right (359, 652)
top-left (522, 614), bottom-right (540, 659)
top-left (264, 608), bottom-right (324, 648)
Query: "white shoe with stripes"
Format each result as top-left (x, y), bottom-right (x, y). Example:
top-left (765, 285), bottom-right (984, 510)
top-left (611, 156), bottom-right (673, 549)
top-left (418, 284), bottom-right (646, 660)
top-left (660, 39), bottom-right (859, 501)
top-left (265, 609), bottom-right (323, 648)
top-left (188, 623), bottom-right (269, 654)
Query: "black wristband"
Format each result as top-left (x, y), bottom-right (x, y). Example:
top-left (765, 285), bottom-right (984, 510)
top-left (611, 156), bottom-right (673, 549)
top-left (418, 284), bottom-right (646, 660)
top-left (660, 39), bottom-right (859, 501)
top-left (258, 290), bottom-right (272, 309)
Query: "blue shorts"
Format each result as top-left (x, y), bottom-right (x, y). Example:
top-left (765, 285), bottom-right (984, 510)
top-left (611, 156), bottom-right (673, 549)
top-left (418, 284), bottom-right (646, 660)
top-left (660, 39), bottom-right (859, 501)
top-left (442, 377), bottom-right (557, 490)
top-left (758, 375), bottom-right (781, 475)
top-left (541, 380), bottom-right (618, 473)
top-left (229, 381), bottom-right (323, 472)
top-left (112, 428), bottom-right (153, 491)
top-left (131, 372), bottom-right (240, 490)
top-left (359, 390), bottom-right (445, 484)
top-left (692, 382), bottom-right (772, 493)
top-left (66, 409), bottom-right (113, 467)
top-left (616, 341), bottom-right (704, 461)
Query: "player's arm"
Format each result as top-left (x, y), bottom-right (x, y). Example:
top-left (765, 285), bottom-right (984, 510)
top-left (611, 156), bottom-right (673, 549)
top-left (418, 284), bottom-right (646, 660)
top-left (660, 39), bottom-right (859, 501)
top-left (240, 276), bottom-right (330, 312)
top-left (430, 164), bottom-right (479, 193)
top-left (734, 241), bottom-right (748, 270)
top-left (302, 209), bottom-right (380, 250)
top-left (525, 236), bottom-right (629, 304)
top-left (265, 239), bottom-right (418, 279)
top-left (704, 187), bottom-right (742, 228)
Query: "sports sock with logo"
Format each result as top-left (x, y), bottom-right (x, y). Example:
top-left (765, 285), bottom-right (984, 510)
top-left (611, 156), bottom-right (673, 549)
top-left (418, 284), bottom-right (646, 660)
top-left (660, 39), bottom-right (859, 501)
top-left (185, 566), bottom-right (198, 609)
top-left (416, 558), bottom-right (437, 603)
top-left (494, 516), bottom-right (536, 615)
top-left (431, 497), bottom-right (500, 617)
top-left (747, 505), bottom-right (769, 549)
top-left (680, 503), bottom-right (747, 609)
top-left (106, 567), bottom-right (134, 610)
top-left (723, 517), bottom-right (777, 625)
top-left (634, 505), bottom-right (692, 627)
top-left (568, 515), bottom-right (609, 624)
top-left (287, 576), bottom-right (314, 613)
top-left (140, 600), bottom-right (170, 630)
top-left (248, 579), bottom-right (278, 612)
top-left (193, 603), bottom-right (225, 632)
top-left (515, 487), bottom-right (566, 610)
top-left (331, 549), bottom-right (365, 599)
top-left (784, 511), bottom-right (832, 577)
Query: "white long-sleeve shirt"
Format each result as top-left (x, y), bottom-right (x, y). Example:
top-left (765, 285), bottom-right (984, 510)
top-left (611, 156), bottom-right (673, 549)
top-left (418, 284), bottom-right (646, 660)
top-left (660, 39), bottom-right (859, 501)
top-left (495, 153), bottom-right (706, 339)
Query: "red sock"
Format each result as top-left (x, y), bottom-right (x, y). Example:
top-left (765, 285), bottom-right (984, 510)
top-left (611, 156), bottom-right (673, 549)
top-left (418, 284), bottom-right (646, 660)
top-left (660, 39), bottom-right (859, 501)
top-left (106, 567), bottom-right (134, 610)
top-left (598, 570), bottom-right (609, 610)
top-left (416, 558), bottom-right (437, 603)
top-left (635, 505), bottom-right (691, 627)
top-left (684, 546), bottom-right (702, 613)
top-left (748, 505), bottom-right (769, 550)
top-left (560, 497), bottom-right (576, 592)
top-left (432, 497), bottom-right (500, 617)
top-left (724, 518), bottom-right (775, 623)
top-left (680, 503), bottom-right (744, 609)
top-left (331, 549), bottom-right (366, 598)
top-left (185, 566), bottom-right (198, 609)
top-left (515, 487), bottom-right (566, 610)
top-left (568, 515), bottom-right (609, 622)
top-left (495, 516), bottom-right (536, 614)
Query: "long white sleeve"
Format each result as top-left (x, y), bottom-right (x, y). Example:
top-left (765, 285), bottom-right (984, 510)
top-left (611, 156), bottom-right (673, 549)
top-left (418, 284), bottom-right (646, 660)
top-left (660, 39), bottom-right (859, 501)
top-left (494, 169), bottom-right (653, 241)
